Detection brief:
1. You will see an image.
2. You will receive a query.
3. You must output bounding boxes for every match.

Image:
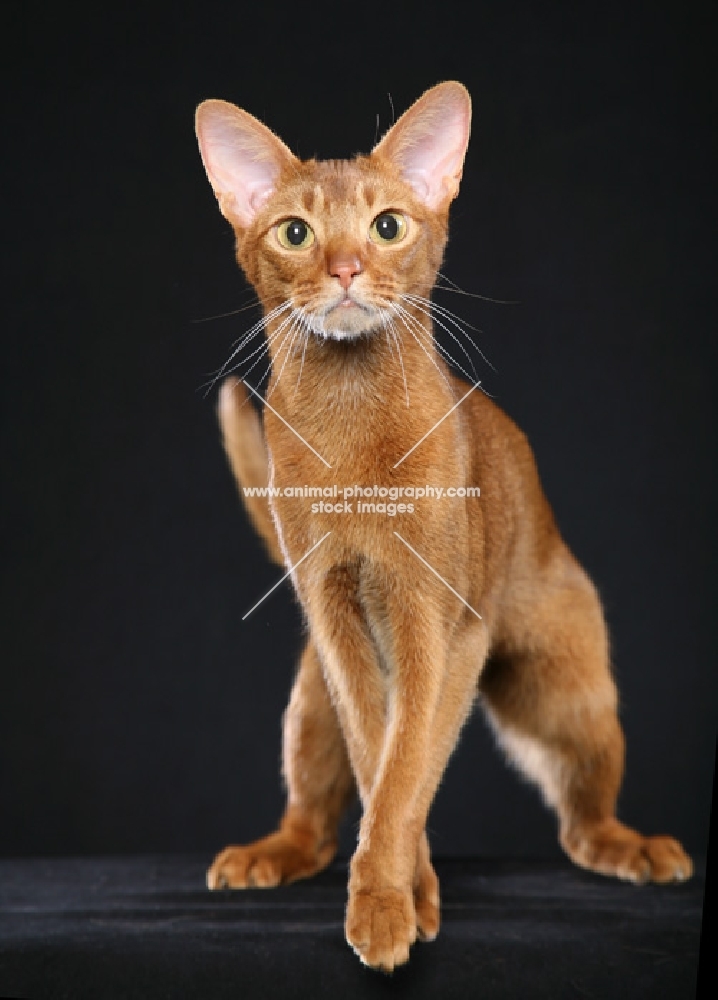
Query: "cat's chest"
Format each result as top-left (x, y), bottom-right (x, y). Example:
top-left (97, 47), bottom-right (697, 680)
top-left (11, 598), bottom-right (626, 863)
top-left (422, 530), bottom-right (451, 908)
top-left (264, 408), bottom-right (467, 577)
top-left (262, 360), bottom-right (470, 571)
top-left (265, 388), bottom-right (417, 478)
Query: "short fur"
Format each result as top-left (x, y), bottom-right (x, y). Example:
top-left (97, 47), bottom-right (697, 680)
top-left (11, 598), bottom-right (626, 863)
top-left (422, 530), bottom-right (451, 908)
top-left (195, 82), bottom-right (692, 972)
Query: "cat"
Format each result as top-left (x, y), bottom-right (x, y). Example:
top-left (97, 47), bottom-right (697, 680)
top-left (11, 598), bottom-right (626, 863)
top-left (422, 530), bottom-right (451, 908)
top-left (194, 81), bottom-right (692, 972)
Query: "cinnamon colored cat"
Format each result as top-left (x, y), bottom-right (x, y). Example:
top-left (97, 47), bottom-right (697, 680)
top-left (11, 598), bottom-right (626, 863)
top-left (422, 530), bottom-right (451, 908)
top-left (194, 82), bottom-right (692, 971)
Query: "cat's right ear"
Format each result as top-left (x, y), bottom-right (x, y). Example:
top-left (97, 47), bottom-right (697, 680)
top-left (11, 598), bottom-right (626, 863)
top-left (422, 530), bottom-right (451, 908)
top-left (195, 101), bottom-right (297, 229)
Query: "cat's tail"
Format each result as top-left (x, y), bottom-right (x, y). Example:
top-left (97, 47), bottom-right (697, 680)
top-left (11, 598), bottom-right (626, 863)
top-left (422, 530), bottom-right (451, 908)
top-left (217, 378), bottom-right (284, 566)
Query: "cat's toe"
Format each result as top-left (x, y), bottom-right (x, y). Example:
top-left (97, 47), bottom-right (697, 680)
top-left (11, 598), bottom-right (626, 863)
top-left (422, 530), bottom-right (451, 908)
top-left (345, 887), bottom-right (417, 972)
top-left (207, 846), bottom-right (246, 889)
top-left (642, 835), bottom-right (693, 883)
top-left (414, 864), bottom-right (441, 942)
top-left (207, 866), bottom-right (228, 890)
top-left (245, 854), bottom-right (283, 888)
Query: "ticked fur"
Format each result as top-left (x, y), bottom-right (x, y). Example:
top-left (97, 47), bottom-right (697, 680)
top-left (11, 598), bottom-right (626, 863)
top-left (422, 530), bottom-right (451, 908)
top-left (195, 82), bottom-right (692, 972)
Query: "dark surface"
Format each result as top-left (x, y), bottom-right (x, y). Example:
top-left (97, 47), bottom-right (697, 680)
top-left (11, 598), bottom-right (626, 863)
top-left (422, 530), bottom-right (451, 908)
top-left (1, 1), bottom-right (715, 859)
top-left (0, 856), bottom-right (705, 999)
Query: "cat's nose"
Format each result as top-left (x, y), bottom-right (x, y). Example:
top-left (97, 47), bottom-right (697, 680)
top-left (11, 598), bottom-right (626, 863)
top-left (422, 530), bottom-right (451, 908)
top-left (327, 252), bottom-right (362, 290)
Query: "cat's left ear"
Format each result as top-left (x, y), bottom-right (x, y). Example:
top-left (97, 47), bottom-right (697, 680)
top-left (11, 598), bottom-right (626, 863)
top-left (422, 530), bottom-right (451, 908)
top-left (195, 100), bottom-right (297, 229)
top-left (372, 81), bottom-right (471, 210)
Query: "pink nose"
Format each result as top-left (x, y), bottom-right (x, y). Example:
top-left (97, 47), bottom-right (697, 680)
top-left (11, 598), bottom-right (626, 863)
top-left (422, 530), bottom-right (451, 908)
top-left (328, 252), bottom-right (362, 290)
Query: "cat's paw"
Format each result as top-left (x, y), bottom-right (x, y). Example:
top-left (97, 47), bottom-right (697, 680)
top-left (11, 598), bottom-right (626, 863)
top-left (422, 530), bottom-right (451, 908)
top-left (345, 887), bottom-right (417, 972)
top-left (563, 818), bottom-right (693, 884)
top-left (207, 844), bottom-right (283, 889)
top-left (207, 832), bottom-right (335, 890)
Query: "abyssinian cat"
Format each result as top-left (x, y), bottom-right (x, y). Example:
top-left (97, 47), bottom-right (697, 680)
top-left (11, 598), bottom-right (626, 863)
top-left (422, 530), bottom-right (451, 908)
top-left (194, 81), bottom-right (692, 971)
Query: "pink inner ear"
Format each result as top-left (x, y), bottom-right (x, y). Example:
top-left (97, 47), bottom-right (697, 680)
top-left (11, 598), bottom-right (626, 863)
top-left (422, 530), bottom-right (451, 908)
top-left (374, 83), bottom-right (471, 209)
top-left (401, 127), bottom-right (468, 206)
top-left (196, 102), bottom-right (292, 228)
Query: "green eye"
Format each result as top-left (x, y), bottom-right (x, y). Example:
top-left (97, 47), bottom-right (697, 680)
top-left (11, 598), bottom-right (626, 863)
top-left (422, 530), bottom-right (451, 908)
top-left (277, 218), bottom-right (315, 250)
top-left (369, 211), bottom-right (406, 244)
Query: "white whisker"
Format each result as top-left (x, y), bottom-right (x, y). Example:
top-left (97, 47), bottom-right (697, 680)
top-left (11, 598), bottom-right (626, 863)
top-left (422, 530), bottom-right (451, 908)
top-left (379, 307), bottom-right (409, 407)
top-left (218, 308), bottom-right (296, 391)
top-left (293, 314), bottom-right (312, 397)
top-left (405, 292), bottom-right (496, 373)
top-left (401, 294), bottom-right (478, 380)
top-left (436, 270), bottom-right (519, 305)
top-left (405, 291), bottom-right (481, 332)
top-left (389, 303), bottom-right (454, 394)
top-left (200, 301), bottom-right (292, 395)
top-left (226, 300), bottom-right (290, 353)
top-left (191, 295), bottom-right (261, 324)
top-left (267, 311), bottom-right (305, 400)
top-left (393, 302), bottom-right (476, 385)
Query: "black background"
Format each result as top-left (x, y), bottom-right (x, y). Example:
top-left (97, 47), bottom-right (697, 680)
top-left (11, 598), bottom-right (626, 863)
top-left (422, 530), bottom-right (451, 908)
top-left (1, 1), bottom-right (715, 863)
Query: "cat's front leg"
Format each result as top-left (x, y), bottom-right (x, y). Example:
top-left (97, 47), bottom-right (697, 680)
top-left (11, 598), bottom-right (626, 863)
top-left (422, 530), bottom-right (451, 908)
top-left (315, 573), bottom-right (485, 971)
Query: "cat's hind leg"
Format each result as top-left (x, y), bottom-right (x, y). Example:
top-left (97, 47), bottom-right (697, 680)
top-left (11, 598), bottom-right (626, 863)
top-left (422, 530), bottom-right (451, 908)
top-left (480, 548), bottom-right (692, 884)
top-left (207, 639), bottom-right (355, 889)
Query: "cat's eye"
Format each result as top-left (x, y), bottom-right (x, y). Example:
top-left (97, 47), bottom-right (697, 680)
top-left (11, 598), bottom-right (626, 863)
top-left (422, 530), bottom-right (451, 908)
top-left (277, 218), bottom-right (315, 250)
top-left (369, 212), bottom-right (407, 245)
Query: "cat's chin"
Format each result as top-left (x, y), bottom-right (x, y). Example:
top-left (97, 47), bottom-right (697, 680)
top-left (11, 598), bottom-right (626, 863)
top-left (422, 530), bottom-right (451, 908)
top-left (316, 328), bottom-right (374, 343)
top-left (309, 303), bottom-right (383, 342)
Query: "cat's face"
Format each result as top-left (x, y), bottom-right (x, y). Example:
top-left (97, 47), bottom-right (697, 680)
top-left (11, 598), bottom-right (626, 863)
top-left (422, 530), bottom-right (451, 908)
top-left (196, 82), bottom-right (471, 343)
top-left (236, 158), bottom-right (450, 340)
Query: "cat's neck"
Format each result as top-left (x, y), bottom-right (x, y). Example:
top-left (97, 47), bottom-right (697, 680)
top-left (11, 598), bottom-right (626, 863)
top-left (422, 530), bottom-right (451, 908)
top-left (263, 310), bottom-right (456, 427)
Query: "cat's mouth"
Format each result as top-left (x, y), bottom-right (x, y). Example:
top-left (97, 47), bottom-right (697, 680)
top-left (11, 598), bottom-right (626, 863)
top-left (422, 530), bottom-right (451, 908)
top-left (332, 291), bottom-right (365, 311)
top-left (307, 293), bottom-right (381, 341)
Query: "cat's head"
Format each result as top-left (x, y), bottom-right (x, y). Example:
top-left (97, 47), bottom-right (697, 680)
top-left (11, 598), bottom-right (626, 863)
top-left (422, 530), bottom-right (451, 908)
top-left (195, 82), bottom-right (471, 341)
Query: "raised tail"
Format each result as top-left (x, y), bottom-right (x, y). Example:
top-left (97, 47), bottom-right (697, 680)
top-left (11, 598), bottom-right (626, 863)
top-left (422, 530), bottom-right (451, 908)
top-left (217, 378), bottom-right (284, 566)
